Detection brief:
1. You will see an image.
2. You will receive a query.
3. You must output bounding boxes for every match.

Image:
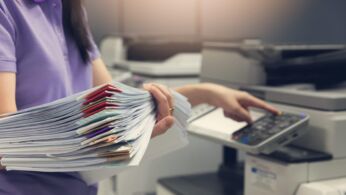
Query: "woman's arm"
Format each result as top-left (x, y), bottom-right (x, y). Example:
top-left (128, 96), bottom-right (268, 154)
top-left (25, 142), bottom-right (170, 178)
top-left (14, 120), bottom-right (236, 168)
top-left (0, 72), bottom-right (16, 171)
top-left (175, 83), bottom-right (280, 123)
top-left (91, 58), bottom-right (279, 134)
top-left (0, 72), bottom-right (17, 115)
top-left (0, 72), bottom-right (16, 169)
top-left (91, 58), bottom-right (113, 86)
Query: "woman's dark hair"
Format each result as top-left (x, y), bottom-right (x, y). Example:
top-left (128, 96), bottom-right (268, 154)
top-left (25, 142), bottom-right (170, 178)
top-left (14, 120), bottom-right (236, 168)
top-left (62, 0), bottom-right (92, 63)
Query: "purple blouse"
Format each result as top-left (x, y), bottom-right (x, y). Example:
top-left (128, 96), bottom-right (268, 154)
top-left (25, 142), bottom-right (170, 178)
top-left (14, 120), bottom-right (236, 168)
top-left (0, 0), bottom-right (100, 194)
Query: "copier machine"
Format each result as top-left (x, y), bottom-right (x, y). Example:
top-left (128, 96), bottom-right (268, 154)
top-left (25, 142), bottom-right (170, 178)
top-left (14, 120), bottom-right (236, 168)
top-left (200, 41), bottom-right (346, 195)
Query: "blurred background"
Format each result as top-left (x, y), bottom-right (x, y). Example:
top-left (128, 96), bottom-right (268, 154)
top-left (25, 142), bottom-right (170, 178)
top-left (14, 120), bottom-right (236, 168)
top-left (86, 0), bottom-right (346, 45)
top-left (83, 1), bottom-right (346, 195)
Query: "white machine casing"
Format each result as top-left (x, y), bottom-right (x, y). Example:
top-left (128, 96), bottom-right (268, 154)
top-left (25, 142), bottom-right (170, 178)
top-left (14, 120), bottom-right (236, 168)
top-left (128, 53), bottom-right (202, 76)
top-left (245, 154), bottom-right (346, 195)
top-left (100, 37), bottom-right (128, 68)
top-left (275, 103), bottom-right (346, 159)
top-left (296, 178), bottom-right (346, 195)
top-left (200, 42), bottom-right (346, 195)
top-left (201, 42), bottom-right (266, 86)
top-left (245, 103), bottom-right (346, 195)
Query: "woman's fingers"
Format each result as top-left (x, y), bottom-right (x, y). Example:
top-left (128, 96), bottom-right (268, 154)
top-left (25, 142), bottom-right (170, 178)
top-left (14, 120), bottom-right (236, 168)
top-left (151, 84), bottom-right (173, 109)
top-left (224, 111), bottom-right (243, 122)
top-left (143, 83), bottom-right (175, 138)
top-left (231, 105), bottom-right (252, 123)
top-left (240, 93), bottom-right (281, 115)
top-left (143, 83), bottom-right (170, 120)
top-left (151, 116), bottom-right (175, 138)
top-left (222, 98), bottom-right (252, 123)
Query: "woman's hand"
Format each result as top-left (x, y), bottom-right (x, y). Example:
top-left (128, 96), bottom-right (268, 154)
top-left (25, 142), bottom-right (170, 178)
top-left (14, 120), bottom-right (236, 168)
top-left (144, 82), bottom-right (280, 138)
top-left (176, 83), bottom-right (281, 124)
top-left (204, 83), bottom-right (281, 123)
top-left (143, 83), bottom-right (175, 138)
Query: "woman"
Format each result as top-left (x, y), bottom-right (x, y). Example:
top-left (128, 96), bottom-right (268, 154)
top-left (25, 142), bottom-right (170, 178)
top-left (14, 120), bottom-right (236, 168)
top-left (0, 0), bottom-right (279, 194)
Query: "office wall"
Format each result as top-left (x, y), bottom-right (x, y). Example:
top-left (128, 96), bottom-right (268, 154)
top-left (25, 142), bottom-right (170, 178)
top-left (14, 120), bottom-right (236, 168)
top-left (201, 0), bottom-right (346, 44)
top-left (86, 0), bottom-right (346, 45)
top-left (85, 0), bottom-right (122, 44)
top-left (201, 0), bottom-right (296, 41)
top-left (85, 0), bottom-right (198, 43)
top-left (122, 0), bottom-right (198, 38)
top-left (268, 0), bottom-right (346, 44)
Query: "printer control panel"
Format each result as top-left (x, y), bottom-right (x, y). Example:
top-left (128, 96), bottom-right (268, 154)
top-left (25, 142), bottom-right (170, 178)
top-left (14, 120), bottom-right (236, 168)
top-left (232, 112), bottom-right (308, 147)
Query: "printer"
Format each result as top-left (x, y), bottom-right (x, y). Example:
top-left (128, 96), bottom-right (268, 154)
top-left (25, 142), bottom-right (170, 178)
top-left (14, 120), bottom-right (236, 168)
top-left (200, 40), bottom-right (346, 195)
top-left (100, 37), bottom-right (202, 76)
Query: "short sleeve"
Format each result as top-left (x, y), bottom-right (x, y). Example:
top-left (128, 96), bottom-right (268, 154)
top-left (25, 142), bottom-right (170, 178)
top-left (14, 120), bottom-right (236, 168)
top-left (0, 5), bottom-right (16, 73)
top-left (87, 32), bottom-right (101, 62)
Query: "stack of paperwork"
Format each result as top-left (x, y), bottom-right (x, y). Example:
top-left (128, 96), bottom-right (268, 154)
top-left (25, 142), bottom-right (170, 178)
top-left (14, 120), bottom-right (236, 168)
top-left (0, 82), bottom-right (191, 181)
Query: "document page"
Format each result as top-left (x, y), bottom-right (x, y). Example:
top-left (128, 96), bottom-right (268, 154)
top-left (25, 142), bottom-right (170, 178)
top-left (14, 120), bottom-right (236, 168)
top-left (0, 82), bottom-right (191, 184)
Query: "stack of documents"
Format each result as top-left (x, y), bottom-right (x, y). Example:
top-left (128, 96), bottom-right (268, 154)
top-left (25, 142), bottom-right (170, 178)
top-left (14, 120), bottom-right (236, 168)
top-left (0, 82), bottom-right (191, 173)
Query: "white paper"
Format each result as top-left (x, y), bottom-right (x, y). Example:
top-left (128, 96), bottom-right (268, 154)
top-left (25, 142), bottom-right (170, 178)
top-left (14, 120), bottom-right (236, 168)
top-left (0, 82), bottom-right (191, 185)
